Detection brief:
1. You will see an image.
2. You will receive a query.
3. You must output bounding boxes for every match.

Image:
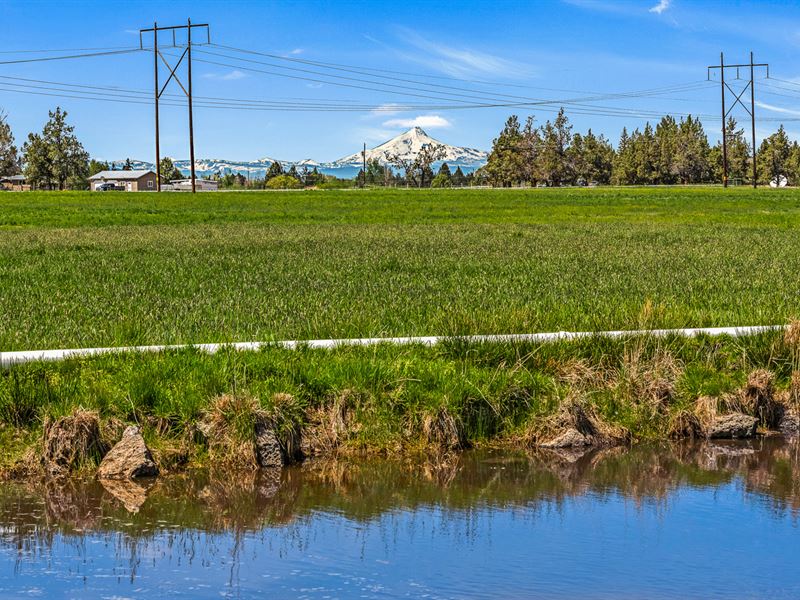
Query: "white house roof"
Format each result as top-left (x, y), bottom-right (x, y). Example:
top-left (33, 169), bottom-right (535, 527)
top-left (88, 169), bottom-right (154, 180)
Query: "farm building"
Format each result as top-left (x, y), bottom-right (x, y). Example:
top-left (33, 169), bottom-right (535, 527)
top-left (169, 178), bottom-right (219, 191)
top-left (0, 174), bottom-right (30, 191)
top-left (88, 170), bottom-right (158, 191)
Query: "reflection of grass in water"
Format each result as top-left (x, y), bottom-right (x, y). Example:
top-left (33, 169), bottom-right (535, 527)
top-left (0, 440), bottom-right (798, 555)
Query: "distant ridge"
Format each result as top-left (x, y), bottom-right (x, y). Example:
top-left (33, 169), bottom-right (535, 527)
top-left (111, 128), bottom-right (487, 178)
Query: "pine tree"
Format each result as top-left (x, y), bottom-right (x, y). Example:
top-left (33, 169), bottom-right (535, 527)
top-left (0, 112), bottom-right (20, 175)
top-left (485, 115), bottom-right (524, 187)
top-left (265, 160), bottom-right (283, 181)
top-left (22, 107), bottom-right (88, 190)
top-left (537, 108), bottom-right (572, 186)
top-left (674, 115), bottom-right (710, 184)
top-left (655, 116), bottom-right (679, 184)
top-left (758, 125), bottom-right (791, 184)
top-left (451, 166), bottom-right (467, 187)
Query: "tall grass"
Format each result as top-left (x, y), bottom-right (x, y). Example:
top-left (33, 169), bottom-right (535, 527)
top-left (2, 188), bottom-right (800, 351)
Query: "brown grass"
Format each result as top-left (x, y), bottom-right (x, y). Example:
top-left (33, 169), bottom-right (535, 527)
top-left (422, 406), bottom-right (464, 452)
top-left (200, 394), bottom-right (265, 470)
top-left (42, 409), bottom-right (108, 477)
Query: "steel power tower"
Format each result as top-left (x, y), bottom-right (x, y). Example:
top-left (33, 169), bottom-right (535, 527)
top-left (708, 52), bottom-right (768, 188)
top-left (139, 20), bottom-right (210, 193)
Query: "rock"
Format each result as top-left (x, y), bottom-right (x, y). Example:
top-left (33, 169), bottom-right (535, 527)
top-left (541, 428), bottom-right (590, 448)
top-left (779, 410), bottom-right (800, 436)
top-left (254, 420), bottom-right (284, 468)
top-left (100, 477), bottom-right (154, 513)
top-left (97, 426), bottom-right (159, 479)
top-left (708, 413), bottom-right (758, 439)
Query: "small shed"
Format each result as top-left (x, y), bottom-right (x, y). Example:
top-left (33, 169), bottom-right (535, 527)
top-left (88, 170), bottom-right (158, 192)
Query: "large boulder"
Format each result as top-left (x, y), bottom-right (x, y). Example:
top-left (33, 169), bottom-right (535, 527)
top-left (254, 420), bottom-right (284, 468)
top-left (97, 426), bottom-right (159, 479)
top-left (541, 428), bottom-right (590, 449)
top-left (708, 413), bottom-right (758, 439)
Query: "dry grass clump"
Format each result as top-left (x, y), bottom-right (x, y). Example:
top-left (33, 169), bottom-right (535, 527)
top-left (269, 392), bottom-right (303, 462)
top-left (200, 394), bottom-right (265, 469)
top-left (693, 395), bottom-right (720, 429)
top-left (42, 409), bottom-right (108, 477)
top-left (617, 347), bottom-right (681, 411)
top-left (301, 389), bottom-right (362, 457)
top-left (557, 359), bottom-right (607, 389)
top-left (422, 406), bottom-right (465, 452)
top-left (667, 410), bottom-right (704, 440)
top-left (534, 393), bottom-right (629, 447)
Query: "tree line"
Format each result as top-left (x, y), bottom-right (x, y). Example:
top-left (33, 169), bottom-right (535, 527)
top-left (481, 108), bottom-right (800, 187)
top-left (5, 104), bottom-right (800, 190)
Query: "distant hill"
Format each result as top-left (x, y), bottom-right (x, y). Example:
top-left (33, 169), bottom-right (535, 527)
top-left (111, 127), bottom-right (487, 179)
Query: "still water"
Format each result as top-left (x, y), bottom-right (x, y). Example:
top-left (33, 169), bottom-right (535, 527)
top-left (0, 439), bottom-right (798, 599)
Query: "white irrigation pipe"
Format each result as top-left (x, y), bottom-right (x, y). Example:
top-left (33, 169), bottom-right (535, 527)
top-left (0, 325), bottom-right (784, 368)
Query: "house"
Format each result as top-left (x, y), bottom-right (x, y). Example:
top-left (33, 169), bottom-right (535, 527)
top-left (88, 169), bottom-right (158, 192)
top-left (0, 174), bottom-right (30, 191)
top-left (170, 178), bottom-right (219, 191)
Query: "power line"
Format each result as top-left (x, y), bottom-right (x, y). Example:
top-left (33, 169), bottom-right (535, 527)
top-left (0, 48), bottom-right (142, 65)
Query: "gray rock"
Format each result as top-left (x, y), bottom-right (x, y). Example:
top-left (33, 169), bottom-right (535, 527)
top-left (254, 420), bottom-right (284, 467)
top-left (708, 413), bottom-right (758, 439)
top-left (541, 428), bottom-right (590, 448)
top-left (97, 426), bottom-right (159, 479)
top-left (779, 410), bottom-right (800, 436)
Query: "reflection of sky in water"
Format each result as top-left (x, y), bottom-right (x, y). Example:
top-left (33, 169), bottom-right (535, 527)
top-left (1, 444), bottom-right (799, 599)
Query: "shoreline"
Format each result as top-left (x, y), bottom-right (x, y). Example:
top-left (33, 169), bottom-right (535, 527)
top-left (2, 330), bottom-right (799, 482)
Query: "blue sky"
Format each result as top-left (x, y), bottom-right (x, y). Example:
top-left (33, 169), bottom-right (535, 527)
top-left (2, 0), bottom-right (800, 162)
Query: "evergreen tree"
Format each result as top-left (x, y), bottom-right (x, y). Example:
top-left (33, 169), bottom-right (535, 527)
top-left (365, 158), bottom-right (383, 185)
top-left (88, 159), bottom-right (109, 176)
top-left (655, 116), bottom-right (679, 184)
top-left (485, 115), bottom-right (525, 187)
top-left (123, 158), bottom-right (133, 170)
top-left (520, 116), bottom-right (541, 186)
top-left (22, 107), bottom-right (88, 190)
top-left (159, 157), bottom-right (182, 181)
top-left (612, 127), bottom-right (636, 185)
top-left (451, 166), bottom-right (467, 187)
top-left (674, 115), bottom-right (709, 184)
top-left (724, 117), bottom-right (751, 184)
top-left (758, 125), bottom-right (791, 185)
top-left (785, 142), bottom-right (800, 186)
top-left (537, 108), bottom-right (572, 186)
top-left (287, 164), bottom-right (299, 180)
top-left (0, 112), bottom-right (20, 175)
top-left (265, 160), bottom-right (284, 181)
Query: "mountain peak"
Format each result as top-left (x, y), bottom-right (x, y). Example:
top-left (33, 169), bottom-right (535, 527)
top-left (332, 128), bottom-right (487, 167)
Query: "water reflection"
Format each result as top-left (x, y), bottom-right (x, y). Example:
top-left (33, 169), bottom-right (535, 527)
top-left (1, 439), bottom-right (798, 599)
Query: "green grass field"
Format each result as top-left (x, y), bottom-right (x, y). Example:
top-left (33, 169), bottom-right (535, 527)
top-left (2, 187), bottom-right (800, 352)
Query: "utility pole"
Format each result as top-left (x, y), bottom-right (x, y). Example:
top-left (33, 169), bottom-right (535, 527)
top-left (708, 52), bottom-right (768, 188)
top-left (139, 20), bottom-right (209, 193)
top-left (362, 142), bottom-right (366, 188)
top-left (750, 52), bottom-right (758, 188)
top-left (153, 21), bottom-right (160, 191)
top-left (187, 18), bottom-right (196, 193)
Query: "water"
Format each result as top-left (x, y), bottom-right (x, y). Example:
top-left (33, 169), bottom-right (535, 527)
top-left (0, 439), bottom-right (798, 599)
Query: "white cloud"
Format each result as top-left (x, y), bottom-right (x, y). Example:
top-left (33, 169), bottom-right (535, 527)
top-left (649, 0), bottom-right (671, 14)
top-left (203, 69), bottom-right (247, 81)
top-left (289, 48), bottom-right (304, 55)
top-left (369, 103), bottom-right (411, 117)
top-left (382, 115), bottom-right (452, 129)
top-left (390, 28), bottom-right (532, 79)
top-left (756, 101), bottom-right (800, 117)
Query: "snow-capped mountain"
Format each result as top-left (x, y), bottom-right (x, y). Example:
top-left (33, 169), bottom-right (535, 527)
top-left (329, 127), bottom-right (487, 167)
top-left (110, 128), bottom-right (487, 178)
